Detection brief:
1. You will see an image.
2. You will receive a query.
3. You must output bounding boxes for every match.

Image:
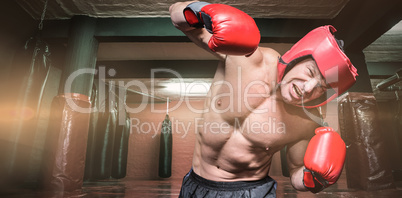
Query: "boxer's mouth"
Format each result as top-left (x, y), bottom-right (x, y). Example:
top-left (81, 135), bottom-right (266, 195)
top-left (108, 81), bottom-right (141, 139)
top-left (293, 84), bottom-right (303, 98)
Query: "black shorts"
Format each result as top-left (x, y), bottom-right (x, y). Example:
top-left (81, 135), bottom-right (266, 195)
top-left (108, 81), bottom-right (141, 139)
top-left (179, 169), bottom-right (277, 198)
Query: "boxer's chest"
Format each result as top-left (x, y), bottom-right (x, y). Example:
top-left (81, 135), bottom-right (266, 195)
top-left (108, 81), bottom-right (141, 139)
top-left (200, 97), bottom-right (306, 150)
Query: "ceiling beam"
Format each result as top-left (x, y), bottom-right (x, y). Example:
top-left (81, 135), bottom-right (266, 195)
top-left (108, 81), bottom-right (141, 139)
top-left (42, 17), bottom-right (330, 43)
top-left (332, 0), bottom-right (402, 51)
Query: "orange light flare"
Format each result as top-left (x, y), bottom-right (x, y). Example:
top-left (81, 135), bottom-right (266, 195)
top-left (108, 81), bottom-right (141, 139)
top-left (0, 105), bottom-right (35, 122)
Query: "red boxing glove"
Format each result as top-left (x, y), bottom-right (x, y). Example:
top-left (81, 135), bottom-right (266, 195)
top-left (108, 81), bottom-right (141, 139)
top-left (183, 2), bottom-right (260, 55)
top-left (303, 127), bottom-right (346, 193)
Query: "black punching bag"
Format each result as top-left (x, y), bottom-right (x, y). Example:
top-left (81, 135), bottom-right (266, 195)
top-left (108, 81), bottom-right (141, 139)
top-left (91, 85), bottom-right (117, 180)
top-left (158, 102), bottom-right (172, 178)
top-left (84, 83), bottom-right (99, 180)
top-left (111, 112), bottom-right (130, 179)
top-left (6, 34), bottom-right (51, 183)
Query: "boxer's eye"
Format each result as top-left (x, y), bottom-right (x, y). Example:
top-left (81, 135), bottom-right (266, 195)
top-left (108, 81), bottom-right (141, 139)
top-left (308, 68), bottom-right (314, 77)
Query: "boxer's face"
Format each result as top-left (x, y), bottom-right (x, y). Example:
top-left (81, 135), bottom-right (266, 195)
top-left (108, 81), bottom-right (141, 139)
top-left (279, 58), bottom-right (328, 106)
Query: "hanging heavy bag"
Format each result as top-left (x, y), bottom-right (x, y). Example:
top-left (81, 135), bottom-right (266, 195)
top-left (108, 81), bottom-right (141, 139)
top-left (111, 87), bottom-right (130, 179)
top-left (111, 112), bottom-right (131, 179)
top-left (5, 34), bottom-right (51, 183)
top-left (84, 82), bottom-right (99, 180)
top-left (159, 113), bottom-right (172, 178)
top-left (91, 85), bottom-right (117, 180)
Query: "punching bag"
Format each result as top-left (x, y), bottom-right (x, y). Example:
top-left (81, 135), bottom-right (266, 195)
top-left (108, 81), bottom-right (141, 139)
top-left (159, 101), bottom-right (172, 178)
top-left (14, 35), bottom-right (51, 115)
top-left (91, 84), bottom-right (117, 180)
top-left (4, 33), bottom-right (51, 183)
top-left (84, 83), bottom-right (99, 180)
top-left (41, 93), bottom-right (91, 191)
top-left (338, 92), bottom-right (395, 190)
top-left (111, 112), bottom-right (131, 179)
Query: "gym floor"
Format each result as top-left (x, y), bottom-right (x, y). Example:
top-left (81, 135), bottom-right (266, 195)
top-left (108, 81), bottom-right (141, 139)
top-left (3, 174), bottom-right (402, 198)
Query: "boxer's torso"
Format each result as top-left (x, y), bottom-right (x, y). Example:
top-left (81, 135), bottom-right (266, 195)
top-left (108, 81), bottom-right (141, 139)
top-left (192, 47), bottom-right (317, 181)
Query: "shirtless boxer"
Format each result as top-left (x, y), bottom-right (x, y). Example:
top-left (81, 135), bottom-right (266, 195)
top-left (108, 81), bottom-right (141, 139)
top-left (169, 1), bottom-right (358, 197)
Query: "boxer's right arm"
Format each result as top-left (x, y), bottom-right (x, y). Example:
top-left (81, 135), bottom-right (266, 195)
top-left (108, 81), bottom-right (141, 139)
top-left (169, 1), bottom-right (198, 32)
top-left (169, 1), bottom-right (262, 60)
top-left (169, 1), bottom-right (222, 59)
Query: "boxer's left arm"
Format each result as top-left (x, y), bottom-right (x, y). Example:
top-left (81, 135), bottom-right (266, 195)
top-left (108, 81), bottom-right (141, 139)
top-left (302, 127), bottom-right (346, 193)
top-left (286, 137), bottom-right (311, 191)
top-left (286, 127), bottom-right (347, 193)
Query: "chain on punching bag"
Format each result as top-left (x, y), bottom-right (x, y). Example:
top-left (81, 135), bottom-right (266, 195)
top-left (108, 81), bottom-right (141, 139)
top-left (159, 99), bottom-right (172, 178)
top-left (16, 0), bottom-right (50, 115)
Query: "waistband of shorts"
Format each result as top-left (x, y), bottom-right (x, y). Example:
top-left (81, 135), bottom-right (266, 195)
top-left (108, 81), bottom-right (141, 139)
top-left (188, 169), bottom-right (274, 190)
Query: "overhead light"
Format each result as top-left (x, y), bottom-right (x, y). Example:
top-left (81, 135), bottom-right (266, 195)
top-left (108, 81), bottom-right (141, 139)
top-left (104, 78), bottom-right (213, 101)
top-left (157, 80), bottom-right (211, 97)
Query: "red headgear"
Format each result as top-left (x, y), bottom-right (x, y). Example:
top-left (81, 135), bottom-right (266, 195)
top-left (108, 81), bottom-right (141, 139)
top-left (277, 25), bottom-right (358, 108)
